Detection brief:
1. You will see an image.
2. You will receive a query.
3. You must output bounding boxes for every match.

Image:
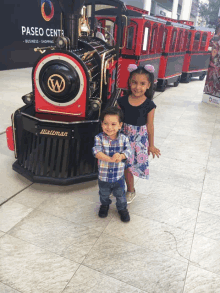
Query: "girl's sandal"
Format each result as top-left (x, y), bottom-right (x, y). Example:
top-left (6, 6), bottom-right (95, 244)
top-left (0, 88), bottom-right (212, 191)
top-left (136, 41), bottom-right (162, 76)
top-left (126, 189), bottom-right (136, 204)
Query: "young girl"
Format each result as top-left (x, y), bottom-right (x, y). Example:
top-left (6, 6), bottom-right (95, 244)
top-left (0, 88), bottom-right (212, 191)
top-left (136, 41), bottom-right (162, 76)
top-left (117, 64), bottom-right (161, 204)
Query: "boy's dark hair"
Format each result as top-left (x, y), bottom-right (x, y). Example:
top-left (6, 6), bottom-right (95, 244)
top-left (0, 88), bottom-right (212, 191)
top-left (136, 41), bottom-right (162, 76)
top-left (127, 66), bottom-right (154, 100)
top-left (100, 106), bottom-right (124, 123)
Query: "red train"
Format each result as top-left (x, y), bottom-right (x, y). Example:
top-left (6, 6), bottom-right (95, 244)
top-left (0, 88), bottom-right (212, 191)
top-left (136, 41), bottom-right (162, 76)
top-left (6, 0), bottom-right (213, 185)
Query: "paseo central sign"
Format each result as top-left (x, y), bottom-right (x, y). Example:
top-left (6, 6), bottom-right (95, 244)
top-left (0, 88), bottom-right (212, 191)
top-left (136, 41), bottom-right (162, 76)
top-left (21, 26), bottom-right (63, 37)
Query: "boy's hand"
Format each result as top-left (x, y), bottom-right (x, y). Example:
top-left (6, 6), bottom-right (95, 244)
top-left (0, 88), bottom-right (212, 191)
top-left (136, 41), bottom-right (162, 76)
top-left (148, 146), bottom-right (161, 158)
top-left (112, 153), bottom-right (123, 163)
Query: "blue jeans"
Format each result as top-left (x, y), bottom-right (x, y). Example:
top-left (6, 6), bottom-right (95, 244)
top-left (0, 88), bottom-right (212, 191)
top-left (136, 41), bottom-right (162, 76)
top-left (98, 176), bottom-right (127, 211)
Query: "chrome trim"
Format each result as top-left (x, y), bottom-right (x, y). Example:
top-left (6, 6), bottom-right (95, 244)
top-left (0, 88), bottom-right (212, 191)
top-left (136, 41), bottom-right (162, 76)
top-left (104, 54), bottom-right (116, 85)
top-left (11, 112), bottom-right (17, 158)
top-left (99, 48), bottom-right (115, 115)
top-left (37, 109), bottom-right (82, 116)
top-left (119, 15), bottom-right (128, 50)
top-left (34, 46), bottom-right (56, 54)
top-left (20, 111), bottom-right (99, 125)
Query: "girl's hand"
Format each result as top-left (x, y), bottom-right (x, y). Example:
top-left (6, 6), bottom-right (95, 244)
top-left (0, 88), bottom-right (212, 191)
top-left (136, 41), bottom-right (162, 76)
top-left (148, 146), bottom-right (161, 158)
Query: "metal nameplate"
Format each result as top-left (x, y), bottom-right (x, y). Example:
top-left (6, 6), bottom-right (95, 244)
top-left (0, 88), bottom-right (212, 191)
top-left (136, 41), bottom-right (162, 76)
top-left (37, 126), bottom-right (72, 139)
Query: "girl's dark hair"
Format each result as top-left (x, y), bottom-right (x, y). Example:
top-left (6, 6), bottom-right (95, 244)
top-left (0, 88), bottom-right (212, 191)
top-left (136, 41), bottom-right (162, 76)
top-left (127, 66), bottom-right (154, 100)
top-left (100, 106), bottom-right (124, 123)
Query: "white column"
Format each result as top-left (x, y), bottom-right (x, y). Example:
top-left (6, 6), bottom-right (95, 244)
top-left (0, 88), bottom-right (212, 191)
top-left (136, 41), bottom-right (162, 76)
top-left (180, 0), bottom-right (192, 20)
top-left (144, 0), bottom-right (152, 14)
top-left (171, 0), bottom-right (179, 19)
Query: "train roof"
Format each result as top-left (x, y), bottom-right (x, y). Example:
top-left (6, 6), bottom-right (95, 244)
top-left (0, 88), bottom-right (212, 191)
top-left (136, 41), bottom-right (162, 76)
top-left (190, 26), bottom-right (215, 32)
top-left (95, 8), bottom-right (168, 24)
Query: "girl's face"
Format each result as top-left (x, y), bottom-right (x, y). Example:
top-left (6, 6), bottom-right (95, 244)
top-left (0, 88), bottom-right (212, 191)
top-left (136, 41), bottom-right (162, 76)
top-left (129, 73), bottom-right (150, 98)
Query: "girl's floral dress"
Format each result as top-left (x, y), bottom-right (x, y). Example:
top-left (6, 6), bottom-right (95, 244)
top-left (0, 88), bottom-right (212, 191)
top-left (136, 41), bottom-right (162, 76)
top-left (122, 123), bottom-right (149, 179)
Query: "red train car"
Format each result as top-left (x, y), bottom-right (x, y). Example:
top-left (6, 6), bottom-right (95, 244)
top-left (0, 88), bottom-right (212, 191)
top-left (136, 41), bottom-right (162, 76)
top-left (181, 26), bottom-right (213, 82)
top-left (157, 20), bottom-right (189, 91)
top-left (95, 5), bottom-right (167, 90)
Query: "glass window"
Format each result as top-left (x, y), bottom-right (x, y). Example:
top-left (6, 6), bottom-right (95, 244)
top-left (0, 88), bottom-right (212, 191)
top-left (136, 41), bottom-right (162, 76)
top-left (186, 31), bottom-right (191, 49)
top-left (162, 30), bottom-right (167, 51)
top-left (195, 32), bottom-right (201, 41)
top-left (150, 26), bottom-right (158, 52)
top-left (169, 29), bottom-right (177, 52)
top-left (193, 32), bottom-right (201, 50)
top-left (126, 26), bottom-right (134, 49)
top-left (143, 27), bottom-right (149, 51)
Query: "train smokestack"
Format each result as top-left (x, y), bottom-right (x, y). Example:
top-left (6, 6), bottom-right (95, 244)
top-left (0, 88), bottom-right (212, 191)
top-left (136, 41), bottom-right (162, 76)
top-left (58, 0), bottom-right (85, 49)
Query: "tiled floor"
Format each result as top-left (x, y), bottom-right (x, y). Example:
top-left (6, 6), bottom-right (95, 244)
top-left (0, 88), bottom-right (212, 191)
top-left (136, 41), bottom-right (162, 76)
top-left (0, 68), bottom-right (220, 292)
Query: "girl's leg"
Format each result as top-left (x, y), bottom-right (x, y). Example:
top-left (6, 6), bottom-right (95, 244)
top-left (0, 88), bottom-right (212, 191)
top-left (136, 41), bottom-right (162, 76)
top-left (124, 168), bottom-right (135, 192)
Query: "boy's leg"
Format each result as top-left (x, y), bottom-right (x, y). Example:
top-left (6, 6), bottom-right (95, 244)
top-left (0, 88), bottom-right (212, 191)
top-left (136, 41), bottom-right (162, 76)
top-left (112, 176), bottom-right (127, 211)
top-left (98, 179), bottom-right (112, 206)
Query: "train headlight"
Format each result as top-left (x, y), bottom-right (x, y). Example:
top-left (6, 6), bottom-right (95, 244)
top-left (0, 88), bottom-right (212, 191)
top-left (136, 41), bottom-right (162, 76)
top-left (22, 92), bottom-right (34, 105)
top-left (35, 55), bottom-right (85, 107)
top-left (90, 99), bottom-right (101, 111)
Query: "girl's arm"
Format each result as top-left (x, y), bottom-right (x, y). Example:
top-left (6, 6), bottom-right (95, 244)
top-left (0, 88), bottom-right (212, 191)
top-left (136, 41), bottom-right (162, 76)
top-left (146, 108), bottom-right (161, 158)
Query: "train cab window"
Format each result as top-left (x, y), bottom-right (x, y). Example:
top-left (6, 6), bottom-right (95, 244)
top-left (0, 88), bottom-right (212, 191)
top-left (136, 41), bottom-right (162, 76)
top-left (200, 33), bottom-right (207, 51)
top-left (150, 25), bottom-right (158, 53)
top-left (127, 26), bottom-right (134, 49)
top-left (142, 26), bottom-right (149, 51)
top-left (193, 32), bottom-right (201, 51)
top-left (186, 31), bottom-right (192, 50)
top-left (142, 22), bottom-right (151, 54)
top-left (176, 30), bottom-right (183, 52)
top-left (169, 29), bottom-right (177, 52)
top-left (157, 25), bottom-right (166, 53)
top-left (161, 30), bottom-right (168, 52)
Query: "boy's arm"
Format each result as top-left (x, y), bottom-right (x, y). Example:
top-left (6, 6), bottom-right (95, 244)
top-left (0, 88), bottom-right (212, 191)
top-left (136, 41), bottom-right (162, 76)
top-left (96, 152), bottom-right (114, 162)
top-left (92, 135), bottom-right (114, 163)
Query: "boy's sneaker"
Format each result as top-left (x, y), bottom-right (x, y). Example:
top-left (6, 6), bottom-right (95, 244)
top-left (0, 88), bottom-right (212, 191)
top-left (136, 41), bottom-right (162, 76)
top-left (118, 209), bottom-right (130, 222)
top-left (126, 189), bottom-right (136, 204)
top-left (98, 205), bottom-right (109, 218)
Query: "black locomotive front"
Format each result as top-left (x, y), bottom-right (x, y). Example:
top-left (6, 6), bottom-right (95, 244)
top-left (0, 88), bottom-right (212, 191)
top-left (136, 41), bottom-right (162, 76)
top-left (7, 0), bottom-right (126, 185)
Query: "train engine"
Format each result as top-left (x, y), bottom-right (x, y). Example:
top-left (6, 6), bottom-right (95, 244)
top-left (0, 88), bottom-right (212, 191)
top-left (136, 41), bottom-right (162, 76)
top-left (6, 0), bottom-right (126, 185)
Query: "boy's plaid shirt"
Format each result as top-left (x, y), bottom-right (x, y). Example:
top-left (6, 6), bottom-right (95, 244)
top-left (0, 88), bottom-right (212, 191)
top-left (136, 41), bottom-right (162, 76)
top-left (92, 132), bottom-right (132, 182)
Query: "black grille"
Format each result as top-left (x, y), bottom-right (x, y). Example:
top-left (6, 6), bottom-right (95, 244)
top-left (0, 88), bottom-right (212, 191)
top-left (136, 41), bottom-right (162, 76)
top-left (18, 129), bottom-right (97, 179)
top-left (14, 111), bottom-right (99, 184)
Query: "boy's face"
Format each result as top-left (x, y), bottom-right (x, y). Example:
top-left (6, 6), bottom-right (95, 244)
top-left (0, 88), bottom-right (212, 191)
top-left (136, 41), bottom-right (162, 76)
top-left (101, 114), bottom-right (122, 140)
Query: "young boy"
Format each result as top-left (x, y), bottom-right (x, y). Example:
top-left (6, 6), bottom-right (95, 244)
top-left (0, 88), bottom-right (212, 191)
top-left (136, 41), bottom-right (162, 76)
top-left (92, 107), bottom-right (132, 222)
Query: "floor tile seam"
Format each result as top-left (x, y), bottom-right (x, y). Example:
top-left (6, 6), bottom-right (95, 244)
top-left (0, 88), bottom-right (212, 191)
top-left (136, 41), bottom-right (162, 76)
top-left (136, 179), bottom-right (202, 206)
top-left (11, 192), bottom-right (99, 210)
top-left (0, 281), bottom-right (23, 293)
top-left (150, 164), bottom-right (207, 179)
top-left (150, 155), bottom-right (208, 168)
top-left (135, 191), bottom-right (201, 212)
top-left (21, 205), bottom-right (105, 235)
top-left (128, 209), bottom-right (197, 235)
top-left (60, 262), bottom-right (82, 293)
top-left (5, 209), bottom-right (100, 238)
top-left (70, 263), bottom-right (149, 293)
top-left (99, 230), bottom-right (191, 266)
top-left (150, 152), bottom-right (209, 167)
top-left (185, 133), bottom-right (214, 288)
top-left (2, 231), bottom-right (85, 266)
top-left (0, 131), bottom-right (6, 135)
top-left (0, 183), bottom-right (34, 207)
top-left (200, 113), bottom-right (218, 189)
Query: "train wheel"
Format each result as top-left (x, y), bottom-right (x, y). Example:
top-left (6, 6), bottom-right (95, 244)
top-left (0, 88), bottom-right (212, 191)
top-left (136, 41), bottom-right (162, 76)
top-left (160, 80), bottom-right (167, 92)
top-left (199, 73), bottom-right (206, 81)
top-left (173, 77), bottom-right (180, 87)
top-left (185, 74), bottom-right (192, 83)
